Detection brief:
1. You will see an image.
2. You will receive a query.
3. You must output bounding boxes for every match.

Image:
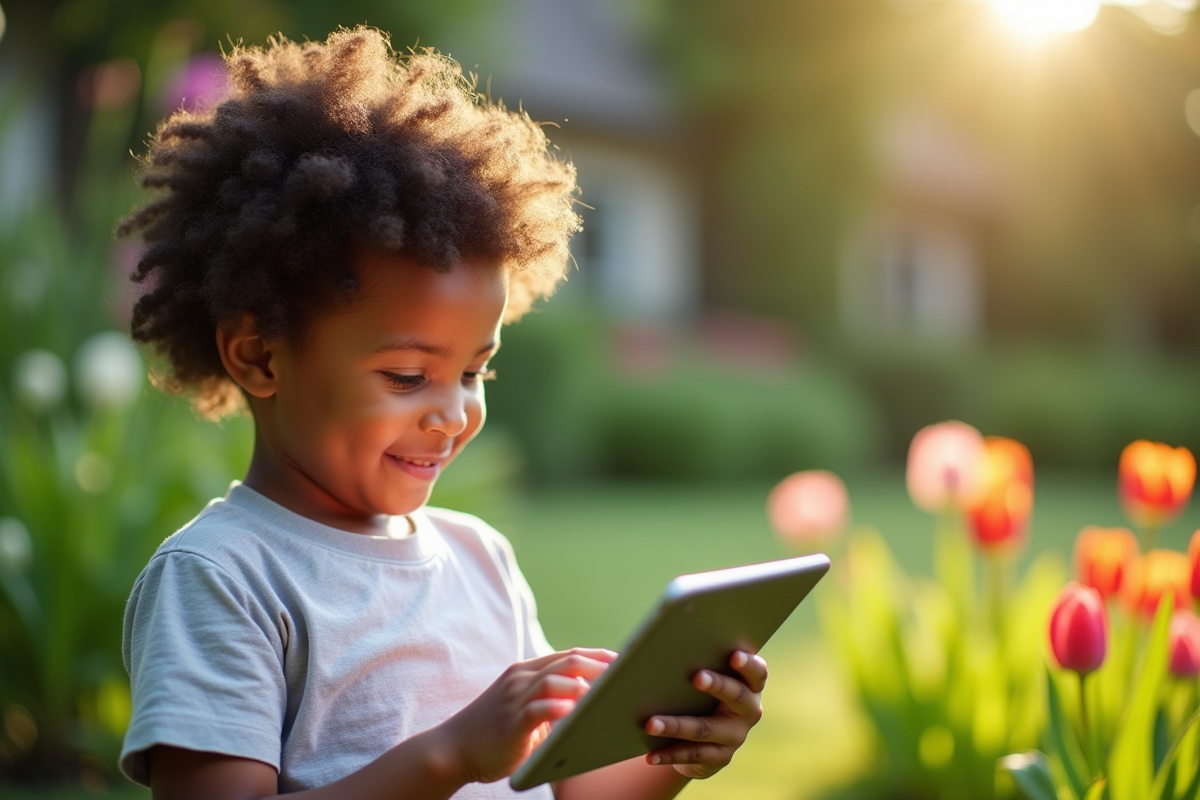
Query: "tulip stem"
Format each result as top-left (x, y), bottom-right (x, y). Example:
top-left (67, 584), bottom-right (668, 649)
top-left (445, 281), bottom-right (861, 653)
top-left (1078, 672), bottom-right (1088, 739)
top-left (1143, 523), bottom-right (1159, 553)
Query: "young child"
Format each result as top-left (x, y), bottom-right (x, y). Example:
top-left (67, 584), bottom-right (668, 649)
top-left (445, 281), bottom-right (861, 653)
top-left (117, 27), bottom-right (767, 800)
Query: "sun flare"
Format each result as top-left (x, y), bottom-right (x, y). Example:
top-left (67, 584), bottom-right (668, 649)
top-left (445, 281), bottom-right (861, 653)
top-left (990, 0), bottom-right (1101, 37)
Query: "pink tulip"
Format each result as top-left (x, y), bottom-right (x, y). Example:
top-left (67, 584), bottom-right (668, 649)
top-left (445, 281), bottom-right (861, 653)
top-left (767, 470), bottom-right (849, 544)
top-left (1048, 582), bottom-right (1107, 675)
top-left (906, 421), bottom-right (986, 513)
top-left (1170, 611), bottom-right (1200, 677)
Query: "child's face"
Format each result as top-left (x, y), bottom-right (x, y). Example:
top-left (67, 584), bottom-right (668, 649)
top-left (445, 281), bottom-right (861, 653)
top-left (252, 251), bottom-right (507, 530)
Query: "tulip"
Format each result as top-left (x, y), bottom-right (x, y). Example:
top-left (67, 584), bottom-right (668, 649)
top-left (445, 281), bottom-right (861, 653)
top-left (1169, 610), bottom-right (1200, 677)
top-left (1189, 531), bottom-right (1200, 601)
top-left (1119, 440), bottom-right (1195, 533)
top-left (907, 421), bottom-right (986, 514)
top-left (768, 470), bottom-right (849, 545)
top-left (1049, 582), bottom-right (1107, 674)
top-left (965, 437), bottom-right (1033, 552)
top-left (1121, 549), bottom-right (1191, 618)
top-left (1075, 526), bottom-right (1139, 600)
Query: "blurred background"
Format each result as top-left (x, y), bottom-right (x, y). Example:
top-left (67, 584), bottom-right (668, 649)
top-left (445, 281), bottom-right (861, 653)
top-left (3, 0), bottom-right (1200, 797)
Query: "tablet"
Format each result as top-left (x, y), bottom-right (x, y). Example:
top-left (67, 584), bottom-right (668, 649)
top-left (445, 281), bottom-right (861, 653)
top-left (509, 553), bottom-right (830, 791)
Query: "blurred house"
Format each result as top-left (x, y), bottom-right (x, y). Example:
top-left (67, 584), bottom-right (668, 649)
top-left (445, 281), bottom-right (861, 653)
top-left (444, 0), bottom-right (701, 320)
top-left (840, 107), bottom-right (1004, 346)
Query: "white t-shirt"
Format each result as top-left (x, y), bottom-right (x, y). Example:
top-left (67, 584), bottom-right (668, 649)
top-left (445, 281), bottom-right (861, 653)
top-left (121, 482), bottom-right (556, 799)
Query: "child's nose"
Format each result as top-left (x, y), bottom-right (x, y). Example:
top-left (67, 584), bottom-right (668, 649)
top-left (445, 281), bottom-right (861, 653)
top-left (420, 385), bottom-right (470, 436)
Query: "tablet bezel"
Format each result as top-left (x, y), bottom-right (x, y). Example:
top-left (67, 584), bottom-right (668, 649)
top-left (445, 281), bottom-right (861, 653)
top-left (508, 553), bottom-right (830, 791)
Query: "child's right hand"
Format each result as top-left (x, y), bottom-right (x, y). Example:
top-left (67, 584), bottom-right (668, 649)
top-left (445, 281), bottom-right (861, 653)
top-left (437, 648), bottom-right (617, 785)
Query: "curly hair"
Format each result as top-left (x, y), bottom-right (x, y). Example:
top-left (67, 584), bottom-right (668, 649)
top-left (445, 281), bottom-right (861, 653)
top-left (119, 27), bottom-right (581, 417)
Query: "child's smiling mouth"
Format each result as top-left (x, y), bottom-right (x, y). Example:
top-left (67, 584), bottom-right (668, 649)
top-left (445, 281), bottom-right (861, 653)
top-left (386, 453), bottom-right (449, 481)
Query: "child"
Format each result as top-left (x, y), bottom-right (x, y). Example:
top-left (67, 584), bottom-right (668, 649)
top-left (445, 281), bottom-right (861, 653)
top-left (117, 27), bottom-right (767, 800)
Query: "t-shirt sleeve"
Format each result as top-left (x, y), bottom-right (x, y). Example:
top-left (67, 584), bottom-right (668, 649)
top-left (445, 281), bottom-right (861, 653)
top-left (120, 550), bottom-right (286, 786)
top-left (512, 555), bottom-right (555, 659)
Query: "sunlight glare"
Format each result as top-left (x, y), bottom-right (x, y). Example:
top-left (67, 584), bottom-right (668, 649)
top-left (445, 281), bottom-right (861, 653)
top-left (991, 0), bottom-right (1101, 36)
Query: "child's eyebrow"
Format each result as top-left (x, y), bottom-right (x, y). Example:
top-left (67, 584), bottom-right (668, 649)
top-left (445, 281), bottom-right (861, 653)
top-left (372, 336), bottom-right (499, 359)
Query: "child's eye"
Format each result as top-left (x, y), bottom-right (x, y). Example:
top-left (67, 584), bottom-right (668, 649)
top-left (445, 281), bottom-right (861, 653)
top-left (464, 368), bottom-right (497, 384)
top-left (381, 372), bottom-right (425, 390)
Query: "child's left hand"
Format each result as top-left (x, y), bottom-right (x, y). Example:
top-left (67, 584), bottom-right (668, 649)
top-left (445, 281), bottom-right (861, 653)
top-left (641, 650), bottom-right (767, 779)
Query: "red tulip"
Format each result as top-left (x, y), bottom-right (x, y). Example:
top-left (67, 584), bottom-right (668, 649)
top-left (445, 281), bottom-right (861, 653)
top-left (906, 421), bottom-right (985, 513)
top-left (767, 470), bottom-right (849, 545)
top-left (1049, 582), bottom-right (1107, 674)
top-left (1170, 610), bottom-right (1200, 677)
top-left (1074, 526), bottom-right (1139, 600)
top-left (1188, 531), bottom-right (1200, 601)
top-left (1121, 550), bottom-right (1191, 618)
top-left (1119, 440), bottom-right (1195, 530)
top-left (965, 437), bottom-right (1033, 552)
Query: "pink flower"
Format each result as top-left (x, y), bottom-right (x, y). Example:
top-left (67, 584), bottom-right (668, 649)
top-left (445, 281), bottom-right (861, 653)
top-left (767, 470), bottom-right (849, 545)
top-left (1048, 582), bottom-right (1107, 675)
top-left (160, 54), bottom-right (229, 115)
top-left (906, 421), bottom-right (985, 513)
top-left (1170, 611), bottom-right (1200, 677)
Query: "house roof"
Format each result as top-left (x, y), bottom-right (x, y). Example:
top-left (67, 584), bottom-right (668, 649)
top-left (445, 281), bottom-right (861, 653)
top-left (444, 0), bottom-right (678, 139)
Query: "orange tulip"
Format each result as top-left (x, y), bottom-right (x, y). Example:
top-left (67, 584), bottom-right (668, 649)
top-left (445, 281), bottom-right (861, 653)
top-left (1074, 526), bottom-right (1139, 600)
top-left (966, 437), bottom-right (1033, 552)
top-left (1121, 549), bottom-right (1191, 618)
top-left (1119, 440), bottom-right (1195, 530)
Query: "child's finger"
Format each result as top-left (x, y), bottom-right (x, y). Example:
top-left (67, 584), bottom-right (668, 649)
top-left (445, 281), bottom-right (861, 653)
top-left (645, 742), bottom-right (731, 768)
top-left (692, 669), bottom-right (762, 718)
top-left (519, 647), bottom-right (617, 675)
top-left (644, 714), bottom-right (747, 746)
top-left (517, 697), bottom-right (577, 733)
top-left (533, 651), bottom-right (613, 683)
top-left (729, 650), bottom-right (768, 693)
top-left (526, 673), bottom-right (594, 702)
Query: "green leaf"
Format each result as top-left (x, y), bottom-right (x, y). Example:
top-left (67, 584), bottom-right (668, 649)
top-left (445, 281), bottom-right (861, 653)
top-left (1083, 777), bottom-right (1107, 800)
top-left (1149, 708), bottom-right (1200, 800)
top-left (1002, 750), bottom-right (1060, 800)
top-left (1108, 592), bottom-right (1174, 800)
top-left (1047, 667), bottom-right (1091, 798)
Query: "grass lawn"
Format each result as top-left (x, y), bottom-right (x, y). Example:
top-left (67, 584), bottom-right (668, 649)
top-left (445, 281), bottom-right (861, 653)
top-left (10, 469), bottom-right (1199, 799)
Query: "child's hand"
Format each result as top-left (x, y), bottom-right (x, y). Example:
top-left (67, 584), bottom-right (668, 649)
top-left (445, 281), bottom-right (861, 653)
top-left (642, 650), bottom-right (767, 780)
top-left (438, 647), bottom-right (616, 785)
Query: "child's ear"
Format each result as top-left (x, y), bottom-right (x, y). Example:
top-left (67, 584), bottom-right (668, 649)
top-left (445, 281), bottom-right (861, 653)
top-left (216, 315), bottom-right (277, 398)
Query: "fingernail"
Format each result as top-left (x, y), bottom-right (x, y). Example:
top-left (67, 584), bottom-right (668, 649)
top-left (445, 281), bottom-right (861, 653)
top-left (697, 671), bottom-right (713, 689)
top-left (732, 651), bottom-right (747, 667)
top-left (649, 718), bottom-right (664, 735)
top-left (649, 755), bottom-right (661, 765)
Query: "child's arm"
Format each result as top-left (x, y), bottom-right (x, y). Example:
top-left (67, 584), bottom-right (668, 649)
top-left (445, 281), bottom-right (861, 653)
top-left (552, 650), bottom-right (768, 800)
top-left (146, 648), bottom-right (616, 800)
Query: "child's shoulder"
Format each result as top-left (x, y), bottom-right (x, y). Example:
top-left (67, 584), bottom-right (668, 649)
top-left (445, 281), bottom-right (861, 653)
top-left (419, 506), bottom-right (521, 569)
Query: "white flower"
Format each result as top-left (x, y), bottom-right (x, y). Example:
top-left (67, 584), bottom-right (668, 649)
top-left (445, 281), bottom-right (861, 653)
top-left (12, 349), bottom-right (68, 412)
top-left (0, 517), bottom-right (32, 571)
top-left (74, 332), bottom-right (144, 410)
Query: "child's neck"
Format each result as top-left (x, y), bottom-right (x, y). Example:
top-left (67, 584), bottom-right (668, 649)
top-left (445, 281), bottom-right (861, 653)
top-left (243, 438), bottom-right (395, 537)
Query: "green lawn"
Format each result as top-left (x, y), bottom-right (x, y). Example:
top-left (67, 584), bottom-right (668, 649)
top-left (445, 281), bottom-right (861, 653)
top-left (10, 469), bottom-right (1198, 799)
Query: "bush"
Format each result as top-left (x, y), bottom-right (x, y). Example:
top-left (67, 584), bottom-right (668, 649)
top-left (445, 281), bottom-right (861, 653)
top-left (487, 312), bottom-right (882, 483)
